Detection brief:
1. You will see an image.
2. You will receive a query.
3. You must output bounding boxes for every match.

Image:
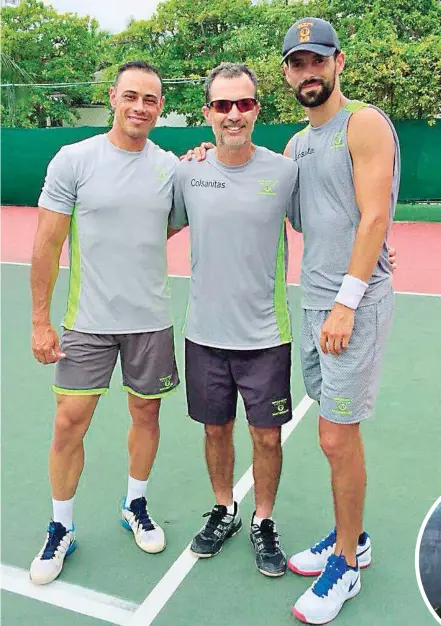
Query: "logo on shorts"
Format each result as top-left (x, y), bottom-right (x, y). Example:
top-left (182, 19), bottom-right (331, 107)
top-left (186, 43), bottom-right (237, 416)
top-left (272, 398), bottom-right (289, 417)
top-left (332, 397), bottom-right (353, 416)
top-left (331, 131), bottom-right (345, 150)
top-left (159, 375), bottom-right (173, 391)
top-left (257, 179), bottom-right (277, 196)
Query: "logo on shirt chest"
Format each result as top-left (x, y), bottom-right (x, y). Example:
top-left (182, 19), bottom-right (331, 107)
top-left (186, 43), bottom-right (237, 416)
top-left (155, 167), bottom-right (168, 182)
top-left (191, 178), bottom-right (226, 189)
top-left (331, 131), bottom-right (345, 149)
top-left (257, 179), bottom-right (277, 196)
top-left (294, 147), bottom-right (315, 161)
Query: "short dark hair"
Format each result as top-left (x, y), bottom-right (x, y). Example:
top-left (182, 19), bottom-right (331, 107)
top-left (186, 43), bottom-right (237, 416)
top-left (204, 63), bottom-right (258, 103)
top-left (114, 60), bottom-right (162, 88)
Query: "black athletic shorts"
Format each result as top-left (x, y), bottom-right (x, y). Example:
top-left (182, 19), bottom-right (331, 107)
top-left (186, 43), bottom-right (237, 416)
top-left (185, 339), bottom-right (292, 428)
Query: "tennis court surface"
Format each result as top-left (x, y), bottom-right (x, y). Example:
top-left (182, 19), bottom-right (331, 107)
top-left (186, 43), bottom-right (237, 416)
top-left (2, 206), bottom-right (441, 625)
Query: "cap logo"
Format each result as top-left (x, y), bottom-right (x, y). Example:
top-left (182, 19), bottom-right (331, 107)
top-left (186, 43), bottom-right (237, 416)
top-left (299, 27), bottom-right (311, 42)
top-left (297, 21), bottom-right (314, 43)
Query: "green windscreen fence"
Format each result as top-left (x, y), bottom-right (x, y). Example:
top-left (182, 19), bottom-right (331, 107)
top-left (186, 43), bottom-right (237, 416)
top-left (1, 119), bottom-right (440, 207)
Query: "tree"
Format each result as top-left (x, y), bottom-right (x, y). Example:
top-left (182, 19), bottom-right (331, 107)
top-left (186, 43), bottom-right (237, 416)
top-left (1, 0), bottom-right (109, 127)
top-left (3, 0), bottom-right (441, 127)
top-left (102, 0), bottom-right (440, 125)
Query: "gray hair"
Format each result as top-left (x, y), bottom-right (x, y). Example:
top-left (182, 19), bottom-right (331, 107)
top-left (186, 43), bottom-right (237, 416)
top-left (204, 63), bottom-right (258, 103)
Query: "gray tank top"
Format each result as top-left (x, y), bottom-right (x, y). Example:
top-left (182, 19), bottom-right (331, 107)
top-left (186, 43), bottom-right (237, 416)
top-left (290, 100), bottom-right (400, 309)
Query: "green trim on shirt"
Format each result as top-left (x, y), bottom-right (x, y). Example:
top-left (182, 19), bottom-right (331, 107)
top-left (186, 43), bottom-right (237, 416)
top-left (344, 100), bottom-right (369, 114)
top-left (274, 220), bottom-right (291, 343)
top-left (64, 207), bottom-right (81, 330)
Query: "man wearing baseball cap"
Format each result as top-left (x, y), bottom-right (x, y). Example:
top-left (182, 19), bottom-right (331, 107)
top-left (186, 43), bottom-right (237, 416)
top-left (282, 17), bottom-right (400, 624)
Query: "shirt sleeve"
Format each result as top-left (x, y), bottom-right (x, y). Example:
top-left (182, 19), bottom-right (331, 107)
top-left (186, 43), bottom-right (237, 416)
top-left (38, 147), bottom-right (76, 215)
top-left (286, 162), bottom-right (302, 232)
top-left (169, 166), bottom-right (189, 229)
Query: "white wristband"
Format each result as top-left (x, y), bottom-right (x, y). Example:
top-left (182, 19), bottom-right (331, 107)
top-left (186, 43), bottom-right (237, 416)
top-left (335, 274), bottom-right (368, 310)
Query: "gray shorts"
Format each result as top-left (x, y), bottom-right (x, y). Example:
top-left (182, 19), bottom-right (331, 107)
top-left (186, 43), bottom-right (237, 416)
top-left (300, 290), bottom-right (394, 424)
top-left (54, 326), bottom-right (179, 398)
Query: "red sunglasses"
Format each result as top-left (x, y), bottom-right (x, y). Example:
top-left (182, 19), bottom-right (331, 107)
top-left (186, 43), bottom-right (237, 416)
top-left (207, 98), bottom-right (258, 114)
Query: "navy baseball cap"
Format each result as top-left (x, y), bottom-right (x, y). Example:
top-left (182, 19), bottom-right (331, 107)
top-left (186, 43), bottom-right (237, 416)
top-left (281, 17), bottom-right (340, 63)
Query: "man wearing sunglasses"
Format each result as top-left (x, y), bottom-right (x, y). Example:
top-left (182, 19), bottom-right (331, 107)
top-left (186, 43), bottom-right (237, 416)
top-left (185, 19), bottom-right (398, 619)
top-left (170, 62), bottom-right (301, 577)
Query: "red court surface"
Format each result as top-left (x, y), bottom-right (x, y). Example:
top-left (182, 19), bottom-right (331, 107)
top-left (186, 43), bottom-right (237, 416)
top-left (2, 206), bottom-right (441, 295)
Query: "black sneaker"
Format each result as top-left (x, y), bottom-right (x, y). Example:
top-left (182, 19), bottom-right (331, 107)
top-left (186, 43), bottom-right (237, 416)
top-left (250, 516), bottom-right (287, 577)
top-left (191, 503), bottom-right (242, 557)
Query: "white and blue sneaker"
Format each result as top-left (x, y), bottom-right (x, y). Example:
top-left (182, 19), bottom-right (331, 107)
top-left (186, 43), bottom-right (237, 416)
top-left (292, 553), bottom-right (361, 624)
top-left (30, 521), bottom-right (76, 585)
top-left (288, 528), bottom-right (371, 576)
top-left (121, 496), bottom-right (165, 553)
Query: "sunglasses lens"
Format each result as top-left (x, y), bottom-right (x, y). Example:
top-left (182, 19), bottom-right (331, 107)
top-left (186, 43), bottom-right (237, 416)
top-left (210, 99), bottom-right (256, 113)
top-left (236, 98), bottom-right (256, 112)
top-left (211, 100), bottom-right (232, 114)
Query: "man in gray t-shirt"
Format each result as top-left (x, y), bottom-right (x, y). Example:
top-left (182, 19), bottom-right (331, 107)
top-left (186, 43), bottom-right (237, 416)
top-left (30, 61), bottom-right (178, 585)
top-left (170, 63), bottom-right (300, 578)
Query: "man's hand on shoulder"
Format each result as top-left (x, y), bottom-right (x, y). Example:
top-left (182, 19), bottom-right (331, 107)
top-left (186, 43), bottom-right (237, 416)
top-left (180, 142), bottom-right (215, 162)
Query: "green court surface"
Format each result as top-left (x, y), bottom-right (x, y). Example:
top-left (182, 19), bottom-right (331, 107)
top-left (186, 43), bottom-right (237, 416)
top-left (2, 265), bottom-right (441, 625)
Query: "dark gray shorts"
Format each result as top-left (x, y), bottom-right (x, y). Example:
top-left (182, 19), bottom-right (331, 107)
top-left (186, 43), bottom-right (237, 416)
top-left (54, 326), bottom-right (179, 398)
top-left (185, 339), bottom-right (292, 428)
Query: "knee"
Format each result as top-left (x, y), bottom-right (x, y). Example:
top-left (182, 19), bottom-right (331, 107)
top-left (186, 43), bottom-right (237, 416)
top-left (205, 422), bottom-right (233, 441)
top-left (251, 426), bottom-right (281, 451)
top-left (130, 397), bottom-right (160, 430)
top-left (319, 426), bottom-right (354, 461)
top-left (319, 430), bottom-right (341, 459)
top-left (53, 408), bottom-right (87, 451)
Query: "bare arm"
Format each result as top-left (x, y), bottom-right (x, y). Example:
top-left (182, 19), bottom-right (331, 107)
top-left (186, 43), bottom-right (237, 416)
top-left (346, 108), bottom-right (395, 281)
top-left (320, 108), bottom-right (395, 355)
top-left (283, 139), bottom-right (292, 158)
top-left (31, 207), bottom-right (70, 363)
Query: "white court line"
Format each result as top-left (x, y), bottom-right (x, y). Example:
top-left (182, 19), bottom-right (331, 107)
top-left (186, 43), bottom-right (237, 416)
top-left (2, 262), bottom-right (440, 297)
top-left (127, 394), bottom-right (314, 626)
top-left (0, 564), bottom-right (138, 625)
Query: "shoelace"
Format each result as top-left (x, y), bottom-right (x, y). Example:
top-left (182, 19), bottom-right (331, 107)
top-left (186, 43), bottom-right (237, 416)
top-left (130, 497), bottom-right (155, 532)
top-left (311, 528), bottom-right (336, 554)
top-left (253, 520), bottom-right (280, 554)
top-left (202, 506), bottom-right (230, 534)
top-left (313, 554), bottom-right (348, 597)
top-left (41, 521), bottom-right (68, 560)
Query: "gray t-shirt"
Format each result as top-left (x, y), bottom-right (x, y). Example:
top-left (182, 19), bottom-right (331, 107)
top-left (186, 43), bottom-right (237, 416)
top-left (290, 100), bottom-right (400, 310)
top-left (39, 134), bottom-right (177, 333)
top-left (171, 147), bottom-right (299, 350)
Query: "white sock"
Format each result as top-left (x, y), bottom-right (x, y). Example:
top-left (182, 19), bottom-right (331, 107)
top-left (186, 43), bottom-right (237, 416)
top-left (52, 497), bottom-right (74, 530)
top-left (126, 476), bottom-right (148, 508)
top-left (226, 501), bottom-right (236, 516)
top-left (253, 515), bottom-right (272, 527)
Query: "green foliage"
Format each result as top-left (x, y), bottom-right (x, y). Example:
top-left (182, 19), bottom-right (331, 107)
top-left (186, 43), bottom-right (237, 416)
top-left (2, 0), bottom-right (440, 127)
top-left (1, 0), bottom-right (108, 127)
top-left (103, 0), bottom-right (441, 125)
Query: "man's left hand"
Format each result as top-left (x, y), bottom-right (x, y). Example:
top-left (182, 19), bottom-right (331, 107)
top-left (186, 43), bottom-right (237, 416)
top-left (320, 303), bottom-right (355, 355)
